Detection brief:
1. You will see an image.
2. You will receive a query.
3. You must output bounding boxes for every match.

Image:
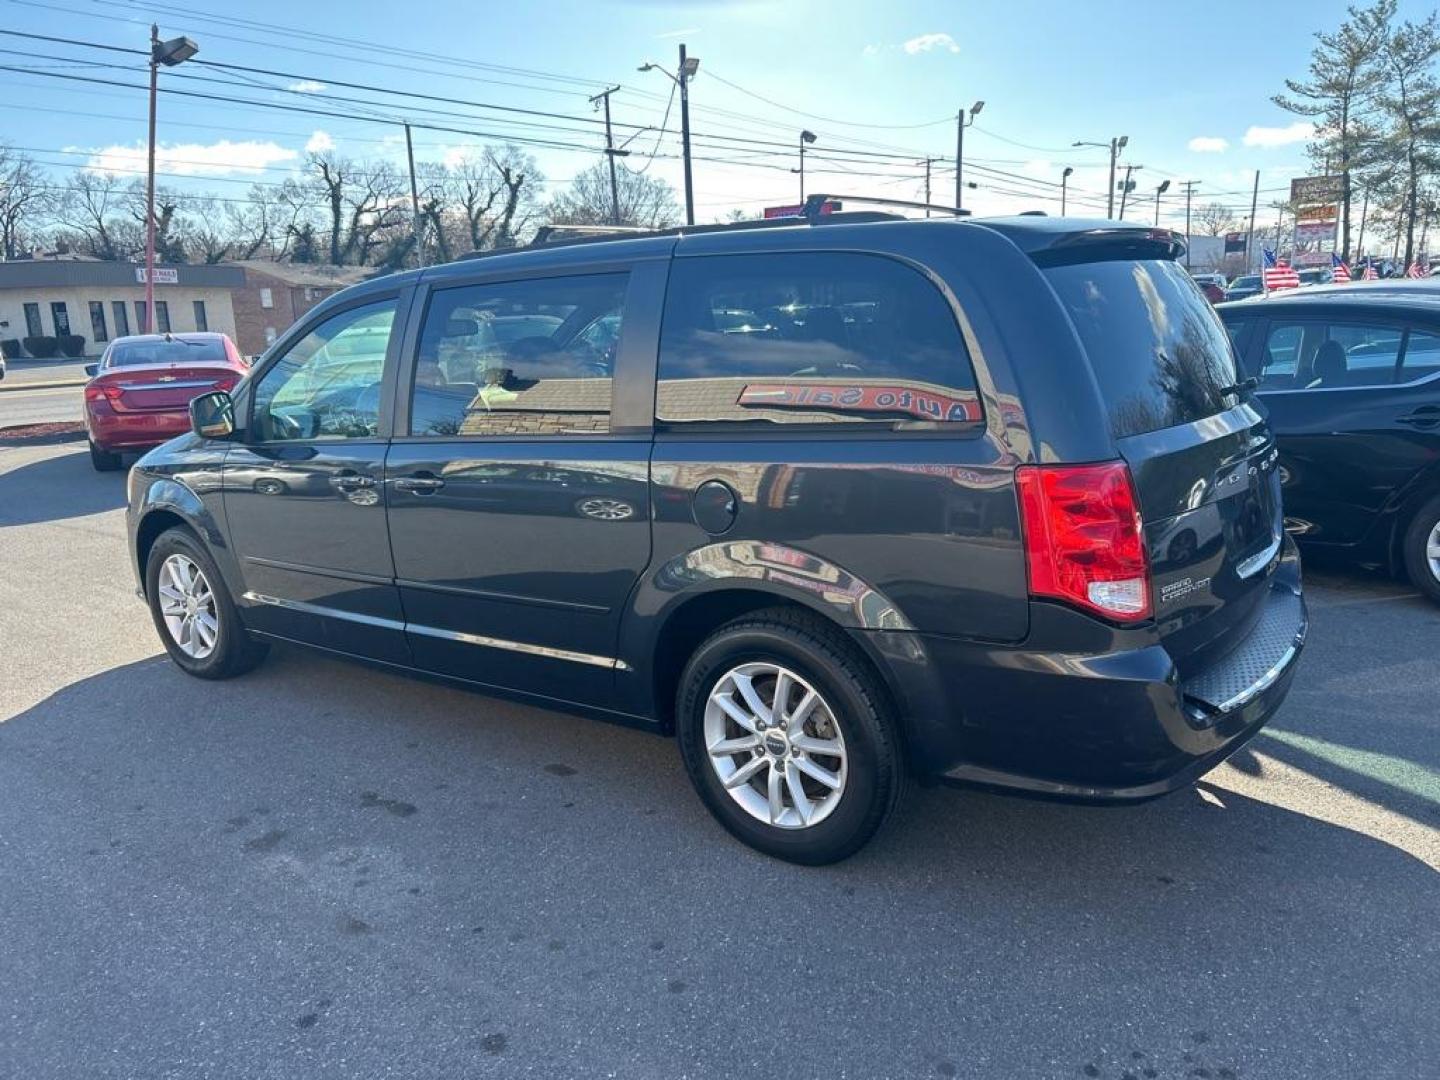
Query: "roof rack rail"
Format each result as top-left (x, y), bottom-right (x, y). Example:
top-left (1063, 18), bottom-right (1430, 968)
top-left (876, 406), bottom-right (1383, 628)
top-left (452, 193), bottom-right (970, 263)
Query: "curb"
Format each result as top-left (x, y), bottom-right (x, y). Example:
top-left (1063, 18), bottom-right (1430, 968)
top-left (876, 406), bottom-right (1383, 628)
top-left (0, 378), bottom-right (88, 392)
top-left (0, 422), bottom-right (86, 446)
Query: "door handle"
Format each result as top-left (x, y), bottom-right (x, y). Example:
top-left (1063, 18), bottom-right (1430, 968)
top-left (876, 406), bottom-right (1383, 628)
top-left (1398, 407), bottom-right (1440, 428)
top-left (392, 475), bottom-right (446, 494)
top-left (328, 473), bottom-right (377, 490)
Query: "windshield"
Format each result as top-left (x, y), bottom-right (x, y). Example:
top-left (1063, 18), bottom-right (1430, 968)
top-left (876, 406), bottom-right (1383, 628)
top-left (109, 339), bottom-right (228, 366)
top-left (1044, 258), bottom-right (1238, 438)
top-left (1231, 276), bottom-right (1261, 290)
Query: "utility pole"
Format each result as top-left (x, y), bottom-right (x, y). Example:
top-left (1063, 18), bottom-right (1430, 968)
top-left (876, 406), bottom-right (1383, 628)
top-left (1179, 180), bottom-right (1199, 265)
top-left (403, 123), bottom-right (423, 267)
top-left (922, 157), bottom-right (940, 216)
top-left (678, 43), bottom-right (695, 226)
top-left (590, 86), bottom-right (622, 226)
top-left (143, 24), bottom-right (198, 333)
top-left (1246, 169), bottom-right (1260, 271)
top-left (1075, 136), bottom-right (1127, 218)
top-left (1117, 163), bottom-right (1142, 220)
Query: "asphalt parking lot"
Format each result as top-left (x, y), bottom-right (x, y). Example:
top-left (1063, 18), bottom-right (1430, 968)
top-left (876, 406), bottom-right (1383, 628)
top-left (1, 438), bottom-right (1436, 1080)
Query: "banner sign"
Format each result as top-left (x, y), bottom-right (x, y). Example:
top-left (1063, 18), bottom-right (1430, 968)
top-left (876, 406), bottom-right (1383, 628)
top-left (134, 267), bottom-right (179, 285)
top-left (1295, 220), bottom-right (1338, 244)
top-left (1290, 175), bottom-right (1342, 204)
top-left (1296, 204), bottom-right (1338, 223)
top-left (1224, 231), bottom-right (1247, 254)
top-left (763, 200), bottom-right (841, 219)
top-left (738, 382), bottom-right (981, 422)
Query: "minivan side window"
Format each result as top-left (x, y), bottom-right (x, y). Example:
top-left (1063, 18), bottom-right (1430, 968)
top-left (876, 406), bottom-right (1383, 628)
top-left (1260, 321), bottom-right (1401, 391)
top-left (656, 253), bottom-right (981, 428)
top-left (250, 299), bottom-right (396, 442)
top-left (407, 273), bottom-right (626, 437)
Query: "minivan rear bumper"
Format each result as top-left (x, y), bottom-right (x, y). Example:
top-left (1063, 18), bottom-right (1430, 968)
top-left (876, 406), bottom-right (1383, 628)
top-left (869, 538), bottom-right (1307, 801)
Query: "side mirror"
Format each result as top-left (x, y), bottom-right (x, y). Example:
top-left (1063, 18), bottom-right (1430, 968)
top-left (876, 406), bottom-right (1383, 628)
top-left (189, 390), bottom-right (236, 440)
top-left (84, 363), bottom-right (99, 377)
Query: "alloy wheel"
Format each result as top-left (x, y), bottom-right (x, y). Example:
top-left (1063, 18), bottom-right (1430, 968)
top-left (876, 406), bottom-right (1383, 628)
top-left (1428, 521), bottom-right (1440, 582)
top-left (156, 553), bottom-right (219, 659)
top-left (703, 662), bottom-right (848, 829)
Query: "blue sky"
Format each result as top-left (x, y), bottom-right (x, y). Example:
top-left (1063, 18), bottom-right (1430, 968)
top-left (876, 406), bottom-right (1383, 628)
top-left (1, 0), bottom-right (1432, 227)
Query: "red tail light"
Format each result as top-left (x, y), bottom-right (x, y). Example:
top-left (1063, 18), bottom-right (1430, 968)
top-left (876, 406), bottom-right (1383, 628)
top-left (1015, 461), bottom-right (1151, 622)
top-left (84, 382), bottom-right (125, 404)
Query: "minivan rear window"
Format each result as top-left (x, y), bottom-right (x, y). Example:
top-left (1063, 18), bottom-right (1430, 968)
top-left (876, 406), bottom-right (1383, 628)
top-left (1044, 259), bottom-right (1237, 438)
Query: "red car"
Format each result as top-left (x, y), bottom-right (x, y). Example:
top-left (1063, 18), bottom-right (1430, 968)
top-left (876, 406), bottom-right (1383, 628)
top-left (84, 333), bottom-right (248, 471)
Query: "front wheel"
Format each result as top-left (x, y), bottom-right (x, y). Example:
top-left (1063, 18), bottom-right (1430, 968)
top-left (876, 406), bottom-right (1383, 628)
top-left (145, 528), bottom-right (269, 679)
top-left (676, 609), bottom-right (906, 864)
top-left (1401, 493), bottom-right (1440, 605)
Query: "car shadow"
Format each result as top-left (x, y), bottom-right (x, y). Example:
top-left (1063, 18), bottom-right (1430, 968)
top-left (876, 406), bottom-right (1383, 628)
top-left (0, 444), bottom-right (127, 528)
top-left (2, 650), bottom-right (1435, 1077)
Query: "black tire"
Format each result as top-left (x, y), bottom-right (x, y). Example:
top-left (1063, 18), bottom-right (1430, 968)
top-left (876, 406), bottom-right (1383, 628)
top-left (1401, 493), bottom-right (1440, 605)
top-left (676, 608), bottom-right (906, 865)
top-left (144, 527), bottom-right (269, 679)
top-left (88, 438), bottom-right (123, 472)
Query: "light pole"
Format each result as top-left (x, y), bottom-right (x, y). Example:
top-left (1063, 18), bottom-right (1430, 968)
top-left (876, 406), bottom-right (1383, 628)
top-left (1061, 166), bottom-right (1074, 215)
top-left (793, 129), bottom-right (817, 202)
top-left (590, 86), bottom-right (623, 226)
top-left (955, 99), bottom-right (984, 211)
top-left (1117, 163), bottom-right (1143, 220)
top-left (639, 45), bottom-right (700, 226)
top-left (1073, 135), bottom-right (1127, 218)
top-left (1153, 179), bottom-right (1170, 226)
top-left (145, 26), bottom-right (198, 333)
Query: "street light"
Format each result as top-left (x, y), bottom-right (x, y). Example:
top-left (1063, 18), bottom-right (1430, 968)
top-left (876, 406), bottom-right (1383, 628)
top-left (1073, 134), bottom-right (1128, 218)
top-left (638, 44), bottom-right (700, 225)
top-left (144, 25), bottom-right (198, 332)
top-left (1153, 179), bottom-right (1171, 226)
top-left (1061, 166), bottom-right (1074, 216)
top-left (795, 129), bottom-right (817, 201)
top-left (955, 99), bottom-right (984, 211)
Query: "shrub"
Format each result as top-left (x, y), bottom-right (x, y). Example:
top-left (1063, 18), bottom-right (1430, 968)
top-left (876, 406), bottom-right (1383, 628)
top-left (0, 338), bottom-right (20, 359)
top-left (21, 336), bottom-right (58, 358)
top-left (59, 334), bottom-right (86, 357)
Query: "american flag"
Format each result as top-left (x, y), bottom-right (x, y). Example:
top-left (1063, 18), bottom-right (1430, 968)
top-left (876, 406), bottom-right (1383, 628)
top-left (1330, 252), bottom-right (1351, 283)
top-left (1263, 249), bottom-right (1300, 290)
top-left (1362, 264), bottom-right (1379, 280)
top-left (1406, 262), bottom-right (1426, 278)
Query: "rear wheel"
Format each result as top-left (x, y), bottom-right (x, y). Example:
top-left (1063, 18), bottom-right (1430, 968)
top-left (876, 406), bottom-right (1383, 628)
top-left (1401, 494), bottom-right (1440, 605)
top-left (145, 528), bottom-right (269, 679)
top-left (676, 609), bottom-right (905, 864)
top-left (88, 439), bottom-right (123, 472)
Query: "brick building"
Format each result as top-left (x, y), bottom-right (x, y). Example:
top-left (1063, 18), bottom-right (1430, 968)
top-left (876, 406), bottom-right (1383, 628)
top-left (226, 260), bottom-right (374, 357)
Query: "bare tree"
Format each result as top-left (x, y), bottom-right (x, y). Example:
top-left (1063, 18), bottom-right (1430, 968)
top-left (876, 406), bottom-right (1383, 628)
top-left (547, 159), bottom-right (679, 230)
top-left (307, 153), bottom-right (409, 265)
top-left (55, 170), bottom-right (138, 261)
top-left (445, 144), bottom-right (543, 253)
top-left (0, 145), bottom-right (55, 260)
top-left (1192, 203), bottom-right (1241, 237)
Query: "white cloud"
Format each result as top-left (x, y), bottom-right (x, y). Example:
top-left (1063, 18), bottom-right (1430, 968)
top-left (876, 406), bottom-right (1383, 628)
top-left (305, 129), bottom-right (335, 154)
top-left (1188, 136), bottom-right (1229, 153)
top-left (655, 27), bottom-right (698, 39)
top-left (440, 141), bottom-right (488, 170)
top-left (902, 32), bottom-right (959, 55)
top-left (1243, 122), bottom-right (1314, 148)
top-left (861, 43), bottom-right (881, 56)
top-left (79, 140), bottom-right (297, 177)
top-left (288, 80), bottom-right (327, 94)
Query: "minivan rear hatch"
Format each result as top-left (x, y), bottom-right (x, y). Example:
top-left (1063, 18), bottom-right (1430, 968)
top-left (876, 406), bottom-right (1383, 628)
top-left (1039, 234), bottom-right (1285, 674)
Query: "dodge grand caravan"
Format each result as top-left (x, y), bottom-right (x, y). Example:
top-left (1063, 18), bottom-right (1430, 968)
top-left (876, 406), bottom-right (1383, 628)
top-left (125, 212), bottom-right (1307, 864)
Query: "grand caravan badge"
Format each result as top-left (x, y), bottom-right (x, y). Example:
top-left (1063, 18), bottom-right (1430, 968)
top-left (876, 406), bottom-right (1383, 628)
top-left (1160, 576), bottom-right (1212, 605)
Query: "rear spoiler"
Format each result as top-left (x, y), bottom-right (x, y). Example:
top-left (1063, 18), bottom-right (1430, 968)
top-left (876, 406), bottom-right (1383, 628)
top-left (978, 222), bottom-right (1187, 268)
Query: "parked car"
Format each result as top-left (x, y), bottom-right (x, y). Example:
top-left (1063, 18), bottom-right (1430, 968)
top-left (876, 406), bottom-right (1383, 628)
top-left (126, 216), bottom-right (1306, 864)
top-left (1189, 272), bottom-right (1227, 290)
top-left (1219, 291), bottom-right (1440, 603)
top-left (1225, 274), bottom-right (1265, 302)
top-left (84, 333), bottom-right (248, 471)
top-left (1296, 267), bottom-right (1334, 287)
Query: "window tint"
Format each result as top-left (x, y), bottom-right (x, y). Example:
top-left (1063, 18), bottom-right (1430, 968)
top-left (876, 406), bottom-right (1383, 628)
top-left (109, 338), bottom-right (229, 366)
top-left (1402, 329), bottom-right (1440, 381)
top-left (23, 302), bottom-right (42, 338)
top-left (657, 253), bottom-right (979, 428)
top-left (1044, 259), bottom-right (1237, 437)
top-left (88, 301), bottom-right (108, 343)
top-left (252, 299), bottom-right (395, 441)
top-left (154, 300), bottom-right (171, 334)
top-left (408, 274), bottom-right (625, 437)
top-left (111, 301), bottom-right (129, 337)
top-left (1259, 322), bottom-right (1400, 391)
top-left (193, 299), bottom-right (208, 332)
top-left (50, 302), bottom-right (70, 336)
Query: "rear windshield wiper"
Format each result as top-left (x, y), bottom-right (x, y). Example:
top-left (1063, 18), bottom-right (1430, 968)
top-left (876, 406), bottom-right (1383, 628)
top-left (1220, 376), bottom-right (1259, 396)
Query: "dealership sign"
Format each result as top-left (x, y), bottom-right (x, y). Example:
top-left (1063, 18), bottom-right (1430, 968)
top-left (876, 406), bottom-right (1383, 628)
top-left (738, 381), bottom-right (981, 422)
top-left (134, 267), bottom-right (179, 285)
top-left (763, 200), bottom-right (842, 219)
top-left (1290, 175), bottom-right (1342, 204)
